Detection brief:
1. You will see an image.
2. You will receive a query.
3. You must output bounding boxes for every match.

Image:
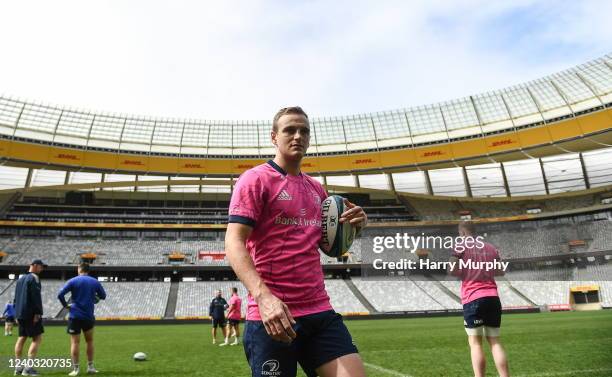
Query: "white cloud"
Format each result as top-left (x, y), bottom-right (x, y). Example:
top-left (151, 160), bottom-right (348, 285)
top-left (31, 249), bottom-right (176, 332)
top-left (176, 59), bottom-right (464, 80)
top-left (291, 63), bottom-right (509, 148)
top-left (0, 0), bottom-right (609, 120)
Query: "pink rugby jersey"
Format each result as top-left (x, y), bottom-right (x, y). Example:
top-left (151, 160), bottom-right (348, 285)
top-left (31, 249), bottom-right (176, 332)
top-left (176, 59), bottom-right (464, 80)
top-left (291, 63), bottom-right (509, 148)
top-left (228, 160), bottom-right (332, 321)
top-left (227, 294), bottom-right (242, 320)
top-left (457, 242), bottom-right (500, 305)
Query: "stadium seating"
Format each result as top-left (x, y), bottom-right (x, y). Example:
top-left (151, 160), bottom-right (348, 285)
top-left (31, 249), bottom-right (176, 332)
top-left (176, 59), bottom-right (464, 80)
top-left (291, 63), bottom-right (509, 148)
top-left (324, 279), bottom-right (369, 313)
top-left (351, 277), bottom-right (445, 312)
top-left (175, 281), bottom-right (248, 318)
top-left (95, 282), bottom-right (170, 318)
top-left (0, 279), bottom-right (67, 318)
top-left (508, 281), bottom-right (570, 306)
top-left (410, 279), bottom-right (462, 309)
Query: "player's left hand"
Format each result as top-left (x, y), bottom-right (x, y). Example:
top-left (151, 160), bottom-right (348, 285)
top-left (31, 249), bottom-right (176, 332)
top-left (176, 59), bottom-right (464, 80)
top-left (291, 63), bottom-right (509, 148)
top-left (340, 199), bottom-right (367, 229)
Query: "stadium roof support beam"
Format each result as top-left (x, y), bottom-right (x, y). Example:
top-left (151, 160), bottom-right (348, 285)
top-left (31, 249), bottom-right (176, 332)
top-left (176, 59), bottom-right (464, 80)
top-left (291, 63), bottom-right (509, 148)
top-left (462, 167), bottom-right (473, 197)
top-left (524, 86), bottom-right (571, 155)
top-left (579, 153), bottom-right (591, 189)
top-left (10, 102), bottom-right (26, 139)
top-left (539, 159), bottom-right (550, 195)
top-left (575, 72), bottom-right (605, 106)
top-left (423, 170), bottom-right (434, 196)
top-left (64, 171), bottom-right (70, 185)
top-left (499, 92), bottom-right (531, 160)
top-left (386, 173), bottom-right (404, 205)
top-left (469, 96), bottom-right (495, 164)
top-left (24, 168), bottom-right (32, 189)
top-left (499, 163), bottom-right (511, 197)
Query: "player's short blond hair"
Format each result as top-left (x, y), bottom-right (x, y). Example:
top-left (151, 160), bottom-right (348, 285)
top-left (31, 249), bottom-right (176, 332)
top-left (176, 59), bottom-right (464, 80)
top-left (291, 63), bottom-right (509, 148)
top-left (272, 106), bottom-right (309, 132)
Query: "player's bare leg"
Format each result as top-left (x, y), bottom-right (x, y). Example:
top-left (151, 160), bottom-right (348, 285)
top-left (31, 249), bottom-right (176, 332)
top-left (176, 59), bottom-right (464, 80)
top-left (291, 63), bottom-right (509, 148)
top-left (84, 329), bottom-right (97, 374)
top-left (487, 336), bottom-right (509, 377)
top-left (14, 336), bottom-right (27, 374)
top-left (231, 324), bottom-right (240, 345)
top-left (316, 353), bottom-right (366, 377)
top-left (468, 335), bottom-right (486, 377)
top-left (211, 327), bottom-right (217, 344)
top-left (27, 334), bottom-right (41, 358)
top-left (69, 334), bottom-right (81, 375)
top-left (219, 324), bottom-right (230, 346)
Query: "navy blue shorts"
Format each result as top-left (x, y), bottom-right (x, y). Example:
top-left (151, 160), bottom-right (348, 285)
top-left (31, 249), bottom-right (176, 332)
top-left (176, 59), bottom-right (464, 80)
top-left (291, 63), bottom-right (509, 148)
top-left (212, 317), bottom-right (227, 328)
top-left (67, 318), bottom-right (95, 335)
top-left (6, 316), bottom-right (15, 324)
top-left (18, 318), bottom-right (44, 338)
top-left (463, 296), bottom-right (502, 329)
top-left (244, 310), bottom-right (358, 377)
top-left (229, 318), bottom-right (241, 326)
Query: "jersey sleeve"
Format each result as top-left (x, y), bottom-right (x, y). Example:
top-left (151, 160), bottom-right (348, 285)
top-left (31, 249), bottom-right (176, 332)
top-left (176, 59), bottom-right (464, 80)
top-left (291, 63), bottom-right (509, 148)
top-left (228, 170), bottom-right (265, 227)
top-left (96, 282), bottom-right (107, 300)
top-left (57, 280), bottom-right (72, 307)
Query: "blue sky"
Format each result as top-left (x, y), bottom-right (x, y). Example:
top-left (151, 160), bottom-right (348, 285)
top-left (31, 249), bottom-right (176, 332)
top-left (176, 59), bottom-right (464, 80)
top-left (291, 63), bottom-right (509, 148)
top-left (0, 0), bottom-right (610, 120)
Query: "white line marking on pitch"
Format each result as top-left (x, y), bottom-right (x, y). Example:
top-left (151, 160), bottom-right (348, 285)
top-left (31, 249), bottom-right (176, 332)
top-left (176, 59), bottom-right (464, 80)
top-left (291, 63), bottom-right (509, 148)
top-left (363, 362), bottom-right (413, 377)
top-left (516, 368), bottom-right (612, 377)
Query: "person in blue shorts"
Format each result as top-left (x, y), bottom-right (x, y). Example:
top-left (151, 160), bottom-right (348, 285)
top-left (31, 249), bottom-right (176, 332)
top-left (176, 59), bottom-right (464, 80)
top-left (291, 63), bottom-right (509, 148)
top-left (58, 263), bottom-right (107, 376)
top-left (3, 299), bottom-right (15, 336)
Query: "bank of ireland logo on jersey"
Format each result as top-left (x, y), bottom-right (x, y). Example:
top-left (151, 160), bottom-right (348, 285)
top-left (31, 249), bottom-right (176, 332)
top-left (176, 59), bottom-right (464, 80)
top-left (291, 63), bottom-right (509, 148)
top-left (262, 359), bottom-right (281, 376)
top-left (277, 190), bottom-right (292, 201)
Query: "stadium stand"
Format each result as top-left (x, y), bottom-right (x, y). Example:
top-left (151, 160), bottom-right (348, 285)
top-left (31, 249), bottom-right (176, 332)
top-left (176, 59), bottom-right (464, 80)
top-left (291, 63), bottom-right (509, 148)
top-left (175, 281), bottom-right (248, 318)
top-left (0, 279), bottom-right (66, 318)
top-left (324, 279), bottom-right (369, 314)
top-left (95, 282), bottom-right (170, 319)
top-left (508, 281), bottom-right (571, 306)
top-left (410, 279), bottom-right (462, 310)
top-left (351, 278), bottom-right (446, 312)
top-left (0, 272), bottom-right (608, 317)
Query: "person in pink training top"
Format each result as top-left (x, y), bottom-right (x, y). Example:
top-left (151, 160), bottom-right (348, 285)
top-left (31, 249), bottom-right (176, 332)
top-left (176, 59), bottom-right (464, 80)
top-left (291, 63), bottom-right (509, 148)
top-left (225, 106), bottom-right (368, 377)
top-left (449, 221), bottom-right (510, 377)
top-left (219, 287), bottom-right (242, 346)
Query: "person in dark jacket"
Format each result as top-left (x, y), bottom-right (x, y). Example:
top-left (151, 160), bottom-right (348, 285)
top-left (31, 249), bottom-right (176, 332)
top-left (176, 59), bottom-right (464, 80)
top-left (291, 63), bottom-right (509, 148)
top-left (13, 259), bottom-right (47, 376)
top-left (209, 290), bottom-right (228, 344)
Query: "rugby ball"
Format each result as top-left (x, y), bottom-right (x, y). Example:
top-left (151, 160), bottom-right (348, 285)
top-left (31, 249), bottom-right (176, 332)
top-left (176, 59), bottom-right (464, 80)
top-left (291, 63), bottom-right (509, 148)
top-left (133, 352), bottom-right (147, 361)
top-left (320, 195), bottom-right (355, 258)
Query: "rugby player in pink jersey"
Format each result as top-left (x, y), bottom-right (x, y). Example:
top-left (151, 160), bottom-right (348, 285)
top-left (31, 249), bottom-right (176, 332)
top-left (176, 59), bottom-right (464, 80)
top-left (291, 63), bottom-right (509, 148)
top-left (225, 107), bottom-right (368, 377)
top-left (449, 221), bottom-right (510, 377)
top-left (221, 287), bottom-right (242, 346)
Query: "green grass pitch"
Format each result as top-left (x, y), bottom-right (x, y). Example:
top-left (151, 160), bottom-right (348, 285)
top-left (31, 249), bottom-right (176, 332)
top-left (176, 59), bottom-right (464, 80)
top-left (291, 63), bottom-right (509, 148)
top-left (1, 311), bottom-right (611, 376)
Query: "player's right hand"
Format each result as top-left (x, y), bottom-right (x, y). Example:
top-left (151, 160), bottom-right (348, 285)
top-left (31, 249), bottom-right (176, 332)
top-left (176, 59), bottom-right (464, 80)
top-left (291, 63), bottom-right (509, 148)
top-left (257, 292), bottom-right (296, 343)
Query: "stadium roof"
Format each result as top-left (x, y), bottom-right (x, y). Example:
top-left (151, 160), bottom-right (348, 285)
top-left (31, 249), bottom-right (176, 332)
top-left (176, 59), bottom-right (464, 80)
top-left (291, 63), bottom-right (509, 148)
top-left (1, 54), bottom-right (612, 197)
top-left (0, 54), bottom-right (610, 155)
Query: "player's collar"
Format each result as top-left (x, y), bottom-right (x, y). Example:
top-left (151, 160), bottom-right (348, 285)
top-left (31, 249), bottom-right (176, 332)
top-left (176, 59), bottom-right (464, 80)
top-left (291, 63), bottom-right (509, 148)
top-left (267, 160), bottom-right (302, 177)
